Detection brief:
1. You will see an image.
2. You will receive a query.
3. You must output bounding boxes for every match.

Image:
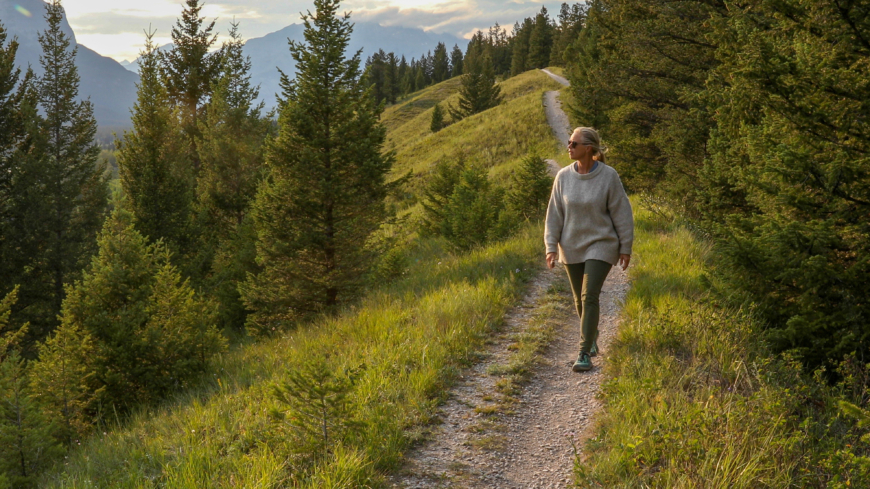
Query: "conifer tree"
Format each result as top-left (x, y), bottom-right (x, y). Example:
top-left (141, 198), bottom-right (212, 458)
top-left (0, 288), bottom-right (61, 488)
top-left (28, 320), bottom-right (96, 445)
top-left (397, 55), bottom-right (408, 84)
top-left (270, 356), bottom-right (364, 460)
top-left (59, 205), bottom-right (225, 408)
top-left (487, 23), bottom-right (513, 76)
top-left (196, 22), bottom-right (269, 329)
top-left (432, 42), bottom-right (450, 83)
top-left (430, 103), bottom-right (445, 133)
top-left (448, 46), bottom-right (503, 121)
top-left (443, 165), bottom-right (502, 250)
top-left (22, 0), bottom-right (108, 341)
top-left (527, 7), bottom-right (554, 69)
top-left (386, 52), bottom-right (399, 103)
top-left (241, 0), bottom-right (397, 334)
top-left (118, 32), bottom-right (194, 261)
top-left (506, 154), bottom-right (552, 219)
top-left (420, 158), bottom-right (465, 237)
top-left (0, 24), bottom-right (33, 301)
top-left (550, 3), bottom-right (585, 66)
top-left (449, 44), bottom-right (464, 77)
top-left (565, 6), bottom-right (610, 130)
top-left (510, 18), bottom-right (534, 76)
top-left (0, 24), bottom-right (27, 218)
top-left (161, 0), bottom-right (219, 172)
top-left (414, 66), bottom-right (426, 92)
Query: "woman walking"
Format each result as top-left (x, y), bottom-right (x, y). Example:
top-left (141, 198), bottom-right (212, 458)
top-left (544, 127), bottom-right (634, 372)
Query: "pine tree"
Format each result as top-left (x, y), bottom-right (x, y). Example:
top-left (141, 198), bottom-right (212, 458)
top-left (432, 42), bottom-right (450, 83)
top-left (0, 24), bottom-right (33, 303)
top-left (443, 165), bottom-right (501, 250)
top-left (448, 47), bottom-right (503, 122)
top-left (269, 356), bottom-right (364, 460)
top-left (430, 103), bottom-right (445, 133)
top-left (550, 3), bottom-right (586, 66)
top-left (22, 0), bottom-right (108, 341)
top-left (28, 321), bottom-right (96, 445)
top-left (0, 288), bottom-right (61, 488)
top-left (527, 7), bottom-right (554, 69)
top-left (449, 44), bottom-right (463, 78)
top-left (160, 0), bottom-right (219, 172)
top-left (196, 22), bottom-right (269, 329)
top-left (386, 52), bottom-right (399, 103)
top-left (118, 32), bottom-right (194, 261)
top-left (414, 66), bottom-right (426, 92)
top-left (0, 23), bottom-right (27, 220)
top-left (397, 55), bottom-right (408, 84)
top-left (506, 154), bottom-right (552, 220)
top-left (488, 23), bottom-right (512, 76)
top-left (700, 0), bottom-right (870, 371)
top-left (510, 19), bottom-right (534, 76)
top-left (241, 0), bottom-right (398, 334)
top-left (565, 6), bottom-right (611, 130)
top-left (420, 158), bottom-right (465, 237)
top-left (59, 205), bottom-right (225, 409)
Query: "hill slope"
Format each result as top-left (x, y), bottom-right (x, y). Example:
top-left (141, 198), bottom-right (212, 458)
top-left (382, 70), bottom-right (563, 193)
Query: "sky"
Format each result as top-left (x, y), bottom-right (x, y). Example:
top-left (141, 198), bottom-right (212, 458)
top-left (59, 0), bottom-right (570, 62)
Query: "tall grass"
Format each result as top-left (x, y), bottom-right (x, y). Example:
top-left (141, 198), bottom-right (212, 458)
top-left (576, 201), bottom-right (870, 488)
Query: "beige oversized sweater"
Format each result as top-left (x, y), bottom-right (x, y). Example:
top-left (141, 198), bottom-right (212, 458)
top-left (544, 162), bottom-right (634, 265)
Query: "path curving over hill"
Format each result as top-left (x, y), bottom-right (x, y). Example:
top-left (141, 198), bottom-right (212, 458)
top-left (389, 71), bottom-right (630, 488)
top-left (541, 69), bottom-right (572, 175)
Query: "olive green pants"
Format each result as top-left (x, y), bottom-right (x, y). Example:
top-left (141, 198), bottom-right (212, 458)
top-left (564, 260), bottom-right (612, 354)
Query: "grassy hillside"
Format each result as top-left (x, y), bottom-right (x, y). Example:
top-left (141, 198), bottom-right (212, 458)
top-left (39, 70), bottom-right (565, 487)
top-left (383, 70), bottom-right (564, 191)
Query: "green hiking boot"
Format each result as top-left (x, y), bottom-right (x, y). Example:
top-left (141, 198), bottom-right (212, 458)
top-left (573, 351), bottom-right (593, 372)
top-left (589, 340), bottom-right (599, 357)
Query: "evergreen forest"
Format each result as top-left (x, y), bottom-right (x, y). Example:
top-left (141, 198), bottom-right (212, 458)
top-left (0, 0), bottom-right (869, 486)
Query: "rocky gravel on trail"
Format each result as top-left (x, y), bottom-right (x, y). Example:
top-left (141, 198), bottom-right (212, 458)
top-left (543, 90), bottom-right (571, 151)
top-left (388, 266), bottom-right (630, 489)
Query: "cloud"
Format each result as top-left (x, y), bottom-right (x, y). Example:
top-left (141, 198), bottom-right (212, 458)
top-left (63, 0), bottom-right (569, 61)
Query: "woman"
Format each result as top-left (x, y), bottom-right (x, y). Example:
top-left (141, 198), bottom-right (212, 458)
top-left (544, 127), bottom-right (634, 372)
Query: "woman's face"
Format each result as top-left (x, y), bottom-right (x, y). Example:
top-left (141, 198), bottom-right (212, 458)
top-left (567, 133), bottom-right (592, 160)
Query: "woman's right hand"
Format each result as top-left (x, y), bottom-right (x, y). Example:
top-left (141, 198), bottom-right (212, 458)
top-left (546, 252), bottom-right (558, 269)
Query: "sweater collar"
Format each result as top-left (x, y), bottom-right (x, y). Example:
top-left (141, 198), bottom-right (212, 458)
top-left (572, 161), bottom-right (604, 180)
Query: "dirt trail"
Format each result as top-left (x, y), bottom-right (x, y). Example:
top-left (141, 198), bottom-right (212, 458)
top-left (388, 70), bottom-right (628, 488)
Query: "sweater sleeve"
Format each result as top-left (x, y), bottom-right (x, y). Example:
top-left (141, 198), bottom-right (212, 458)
top-left (607, 171), bottom-right (634, 255)
top-left (544, 174), bottom-right (564, 254)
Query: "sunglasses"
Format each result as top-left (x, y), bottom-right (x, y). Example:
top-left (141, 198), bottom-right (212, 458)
top-left (568, 140), bottom-right (583, 148)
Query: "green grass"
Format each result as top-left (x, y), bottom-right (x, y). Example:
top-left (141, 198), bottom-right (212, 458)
top-left (383, 70), bottom-right (564, 192)
top-left (575, 200), bottom-right (870, 488)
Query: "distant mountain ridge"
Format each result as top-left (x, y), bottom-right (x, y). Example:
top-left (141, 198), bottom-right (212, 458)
top-left (2, 0), bottom-right (467, 126)
top-left (1, 0), bottom-right (140, 127)
top-left (127, 21), bottom-right (467, 109)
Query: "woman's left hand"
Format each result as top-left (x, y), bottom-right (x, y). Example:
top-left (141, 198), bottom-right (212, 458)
top-left (618, 254), bottom-right (631, 271)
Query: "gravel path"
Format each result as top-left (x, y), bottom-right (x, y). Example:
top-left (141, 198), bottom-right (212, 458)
top-left (541, 69), bottom-right (569, 87)
top-left (388, 267), bottom-right (629, 488)
top-left (387, 70), bottom-right (628, 489)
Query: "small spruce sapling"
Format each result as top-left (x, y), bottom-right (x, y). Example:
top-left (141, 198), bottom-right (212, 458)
top-left (269, 356), bottom-right (365, 462)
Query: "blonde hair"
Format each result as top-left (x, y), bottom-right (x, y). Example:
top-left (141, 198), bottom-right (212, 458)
top-left (573, 127), bottom-right (608, 163)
